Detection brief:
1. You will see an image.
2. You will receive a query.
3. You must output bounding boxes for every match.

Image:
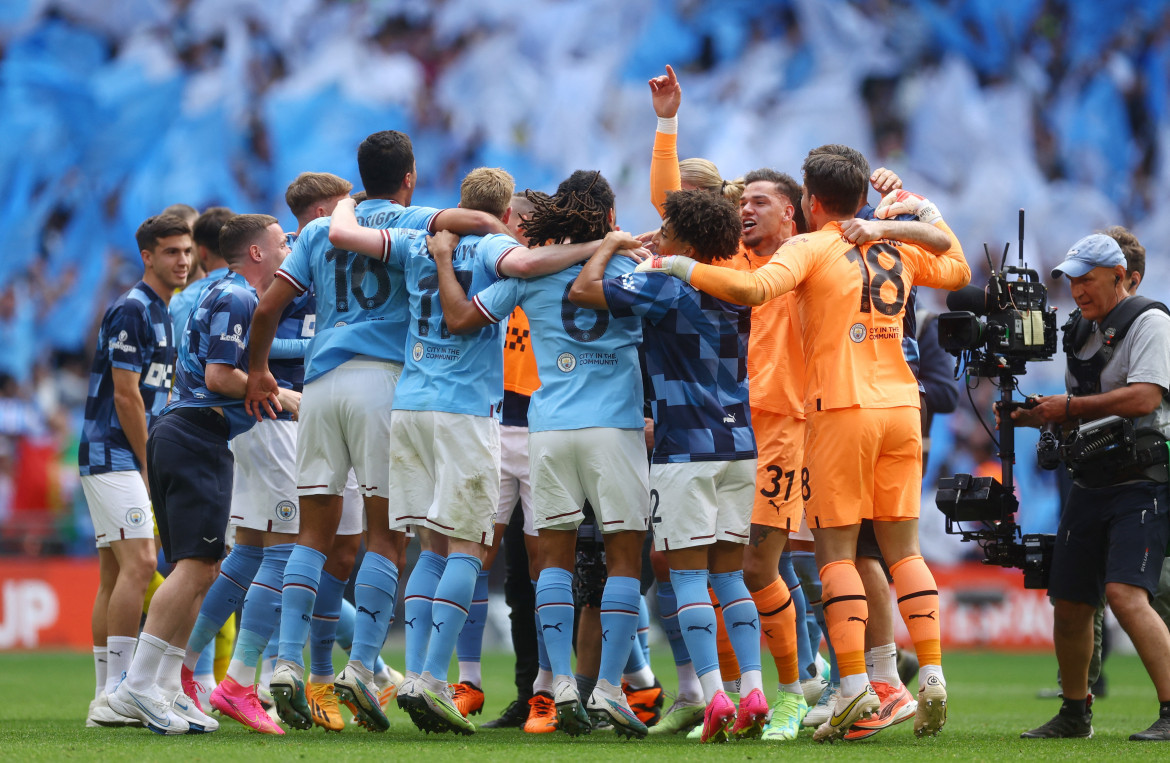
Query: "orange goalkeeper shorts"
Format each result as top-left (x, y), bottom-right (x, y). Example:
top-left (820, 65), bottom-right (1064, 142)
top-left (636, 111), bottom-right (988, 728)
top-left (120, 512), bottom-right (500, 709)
top-left (750, 409), bottom-right (806, 531)
top-left (803, 406), bottom-right (921, 529)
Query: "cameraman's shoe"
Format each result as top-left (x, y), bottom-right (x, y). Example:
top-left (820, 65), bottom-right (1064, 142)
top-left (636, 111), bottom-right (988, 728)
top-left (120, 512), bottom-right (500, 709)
top-left (1130, 711), bottom-right (1170, 741)
top-left (1021, 697), bottom-right (1093, 739)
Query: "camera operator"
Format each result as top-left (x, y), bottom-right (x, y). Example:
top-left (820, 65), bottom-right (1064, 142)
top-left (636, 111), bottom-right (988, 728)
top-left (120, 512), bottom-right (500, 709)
top-left (1012, 233), bottom-right (1170, 742)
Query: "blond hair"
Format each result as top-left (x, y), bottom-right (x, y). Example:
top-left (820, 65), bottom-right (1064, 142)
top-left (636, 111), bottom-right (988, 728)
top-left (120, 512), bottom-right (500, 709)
top-left (680, 158), bottom-right (744, 205)
top-left (460, 167), bottom-right (515, 219)
top-left (285, 172), bottom-right (354, 218)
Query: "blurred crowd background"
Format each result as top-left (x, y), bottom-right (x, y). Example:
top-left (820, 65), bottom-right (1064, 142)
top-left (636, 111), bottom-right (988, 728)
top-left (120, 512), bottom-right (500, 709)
top-left (2, 0), bottom-right (1167, 558)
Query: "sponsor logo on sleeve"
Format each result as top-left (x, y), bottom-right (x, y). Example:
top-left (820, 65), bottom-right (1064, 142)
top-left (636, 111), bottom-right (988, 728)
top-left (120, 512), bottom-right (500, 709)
top-left (219, 323), bottom-right (246, 346)
top-left (109, 330), bottom-right (137, 354)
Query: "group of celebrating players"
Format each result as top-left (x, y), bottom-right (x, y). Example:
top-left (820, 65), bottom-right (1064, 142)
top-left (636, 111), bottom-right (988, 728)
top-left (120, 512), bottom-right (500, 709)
top-left (79, 64), bottom-right (969, 743)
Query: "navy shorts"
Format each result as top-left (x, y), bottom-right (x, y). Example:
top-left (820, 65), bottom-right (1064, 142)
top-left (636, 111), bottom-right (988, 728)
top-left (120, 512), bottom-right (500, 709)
top-left (147, 407), bottom-right (234, 564)
top-left (1048, 480), bottom-right (1170, 606)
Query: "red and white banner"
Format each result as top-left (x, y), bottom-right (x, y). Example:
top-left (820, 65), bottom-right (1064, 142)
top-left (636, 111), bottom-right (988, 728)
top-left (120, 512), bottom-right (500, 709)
top-left (894, 562), bottom-right (1053, 650)
top-left (0, 557), bottom-right (99, 650)
top-left (0, 556), bottom-right (1054, 651)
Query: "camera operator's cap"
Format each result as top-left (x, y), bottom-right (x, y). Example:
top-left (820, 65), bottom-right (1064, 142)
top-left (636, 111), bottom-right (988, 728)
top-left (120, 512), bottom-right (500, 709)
top-left (1051, 234), bottom-right (1125, 279)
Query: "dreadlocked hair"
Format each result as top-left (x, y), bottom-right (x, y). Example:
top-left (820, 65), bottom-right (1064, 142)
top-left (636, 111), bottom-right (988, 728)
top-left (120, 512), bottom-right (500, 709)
top-left (521, 170), bottom-right (614, 245)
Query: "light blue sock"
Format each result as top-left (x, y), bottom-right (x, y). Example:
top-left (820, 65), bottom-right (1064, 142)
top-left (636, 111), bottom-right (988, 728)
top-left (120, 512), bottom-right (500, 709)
top-left (780, 551), bottom-right (815, 678)
top-left (655, 579), bottom-right (691, 667)
top-left (187, 543), bottom-right (264, 657)
top-left (336, 598), bottom-right (356, 651)
top-left (234, 627), bottom-right (269, 674)
top-left (351, 552), bottom-right (399, 672)
top-left (310, 571), bottom-right (346, 677)
top-left (336, 598), bottom-right (389, 674)
top-left (791, 550), bottom-right (826, 667)
top-left (234, 544), bottom-right (292, 672)
top-left (535, 568), bottom-right (575, 678)
top-left (710, 570), bottom-right (762, 674)
top-left (195, 637), bottom-right (215, 676)
top-left (533, 580), bottom-right (551, 672)
top-left (456, 569), bottom-right (490, 662)
top-left (278, 545), bottom-right (326, 665)
top-left (638, 594), bottom-right (651, 666)
top-left (669, 568), bottom-right (718, 678)
top-left (623, 595), bottom-right (650, 674)
top-left (403, 551), bottom-right (446, 675)
top-left (597, 575), bottom-right (641, 687)
top-left (422, 553), bottom-right (481, 682)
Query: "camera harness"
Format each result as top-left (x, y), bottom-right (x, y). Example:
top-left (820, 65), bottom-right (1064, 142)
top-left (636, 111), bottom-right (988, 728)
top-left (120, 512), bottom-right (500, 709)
top-left (1061, 296), bottom-right (1170, 485)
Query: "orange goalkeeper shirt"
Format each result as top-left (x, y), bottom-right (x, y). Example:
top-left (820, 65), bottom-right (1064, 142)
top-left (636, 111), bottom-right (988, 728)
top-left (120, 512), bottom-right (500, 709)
top-left (690, 220), bottom-right (970, 413)
top-left (727, 247), bottom-right (806, 418)
top-left (649, 130), bottom-right (804, 417)
top-left (502, 307), bottom-right (540, 397)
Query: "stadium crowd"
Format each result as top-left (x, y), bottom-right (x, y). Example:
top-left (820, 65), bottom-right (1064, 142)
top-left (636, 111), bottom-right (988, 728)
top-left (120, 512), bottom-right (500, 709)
top-left (3, 0), bottom-right (1170, 746)
top-left (8, 0), bottom-right (1170, 546)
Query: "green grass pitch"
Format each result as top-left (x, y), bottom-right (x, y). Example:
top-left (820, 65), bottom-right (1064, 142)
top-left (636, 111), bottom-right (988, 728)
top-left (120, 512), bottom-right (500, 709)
top-left (1, 649), bottom-right (1166, 760)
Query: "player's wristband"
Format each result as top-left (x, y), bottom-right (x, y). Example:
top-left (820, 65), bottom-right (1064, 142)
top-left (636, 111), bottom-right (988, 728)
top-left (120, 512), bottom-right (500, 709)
top-left (656, 116), bottom-right (678, 135)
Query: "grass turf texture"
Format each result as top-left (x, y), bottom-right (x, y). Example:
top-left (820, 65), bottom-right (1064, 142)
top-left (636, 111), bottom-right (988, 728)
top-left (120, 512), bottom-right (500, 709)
top-left (2, 649), bottom-right (1167, 760)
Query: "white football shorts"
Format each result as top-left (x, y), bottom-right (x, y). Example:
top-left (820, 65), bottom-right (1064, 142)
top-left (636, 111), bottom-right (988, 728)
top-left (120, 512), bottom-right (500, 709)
top-left (649, 458), bottom-right (756, 551)
top-left (387, 410), bottom-right (500, 545)
top-left (495, 424), bottom-right (534, 536)
top-left (529, 427), bottom-right (649, 533)
top-left (296, 358), bottom-right (400, 499)
top-left (81, 471), bottom-right (154, 548)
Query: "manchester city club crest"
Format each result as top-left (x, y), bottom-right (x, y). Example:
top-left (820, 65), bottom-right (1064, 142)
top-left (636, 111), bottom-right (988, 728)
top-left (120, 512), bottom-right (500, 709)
top-left (275, 500), bottom-right (297, 522)
top-left (849, 323), bottom-right (866, 343)
top-left (125, 507), bottom-right (148, 528)
top-left (412, 341), bottom-right (424, 362)
top-left (557, 352), bottom-right (577, 373)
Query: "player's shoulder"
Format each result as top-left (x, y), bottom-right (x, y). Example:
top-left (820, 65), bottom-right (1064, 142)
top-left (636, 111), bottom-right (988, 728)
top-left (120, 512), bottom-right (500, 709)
top-left (294, 216), bottom-right (331, 247)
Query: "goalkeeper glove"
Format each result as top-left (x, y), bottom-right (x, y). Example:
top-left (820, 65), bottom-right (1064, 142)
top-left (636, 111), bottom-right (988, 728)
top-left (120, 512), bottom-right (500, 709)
top-left (634, 254), bottom-right (697, 282)
top-left (874, 189), bottom-right (941, 225)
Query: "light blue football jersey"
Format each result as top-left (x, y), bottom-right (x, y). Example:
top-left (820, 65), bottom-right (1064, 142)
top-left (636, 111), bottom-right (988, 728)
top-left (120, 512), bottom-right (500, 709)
top-left (473, 257), bottom-right (644, 432)
top-left (275, 199), bottom-right (439, 383)
top-left (388, 230), bottom-right (518, 416)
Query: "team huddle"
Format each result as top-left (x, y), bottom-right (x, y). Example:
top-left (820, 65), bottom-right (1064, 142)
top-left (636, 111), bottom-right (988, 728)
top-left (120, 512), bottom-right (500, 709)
top-left (78, 65), bottom-right (970, 743)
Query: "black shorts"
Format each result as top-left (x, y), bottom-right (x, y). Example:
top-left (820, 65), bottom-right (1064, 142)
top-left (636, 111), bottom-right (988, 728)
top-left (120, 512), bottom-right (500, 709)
top-left (147, 408), bottom-right (233, 564)
top-left (1048, 481), bottom-right (1170, 606)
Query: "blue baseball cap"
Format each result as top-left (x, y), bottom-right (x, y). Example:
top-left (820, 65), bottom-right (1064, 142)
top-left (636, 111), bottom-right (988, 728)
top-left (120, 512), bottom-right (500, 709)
top-left (1051, 234), bottom-right (1125, 279)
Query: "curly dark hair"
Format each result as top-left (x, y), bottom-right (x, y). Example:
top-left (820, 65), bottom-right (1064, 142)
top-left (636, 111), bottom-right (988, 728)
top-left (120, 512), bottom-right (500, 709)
top-left (520, 170), bottom-right (614, 245)
top-left (662, 189), bottom-right (740, 263)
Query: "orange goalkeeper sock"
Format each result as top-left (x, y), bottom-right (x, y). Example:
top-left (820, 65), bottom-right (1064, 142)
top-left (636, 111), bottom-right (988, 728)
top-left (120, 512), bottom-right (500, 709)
top-left (750, 577), bottom-right (799, 686)
top-left (890, 554), bottom-right (942, 668)
top-left (710, 587), bottom-right (741, 682)
top-left (819, 559), bottom-right (868, 679)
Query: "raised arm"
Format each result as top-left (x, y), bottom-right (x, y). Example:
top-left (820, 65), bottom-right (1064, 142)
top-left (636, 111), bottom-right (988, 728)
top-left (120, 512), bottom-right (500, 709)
top-left (328, 197), bottom-right (384, 258)
top-left (839, 218), bottom-right (951, 253)
top-left (330, 197), bottom-right (510, 260)
top-left (648, 64), bottom-right (683, 217)
top-left (636, 254), bottom-right (795, 307)
top-left (432, 231), bottom-right (492, 335)
top-left (430, 208), bottom-right (510, 237)
top-left (569, 231), bottom-right (643, 308)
